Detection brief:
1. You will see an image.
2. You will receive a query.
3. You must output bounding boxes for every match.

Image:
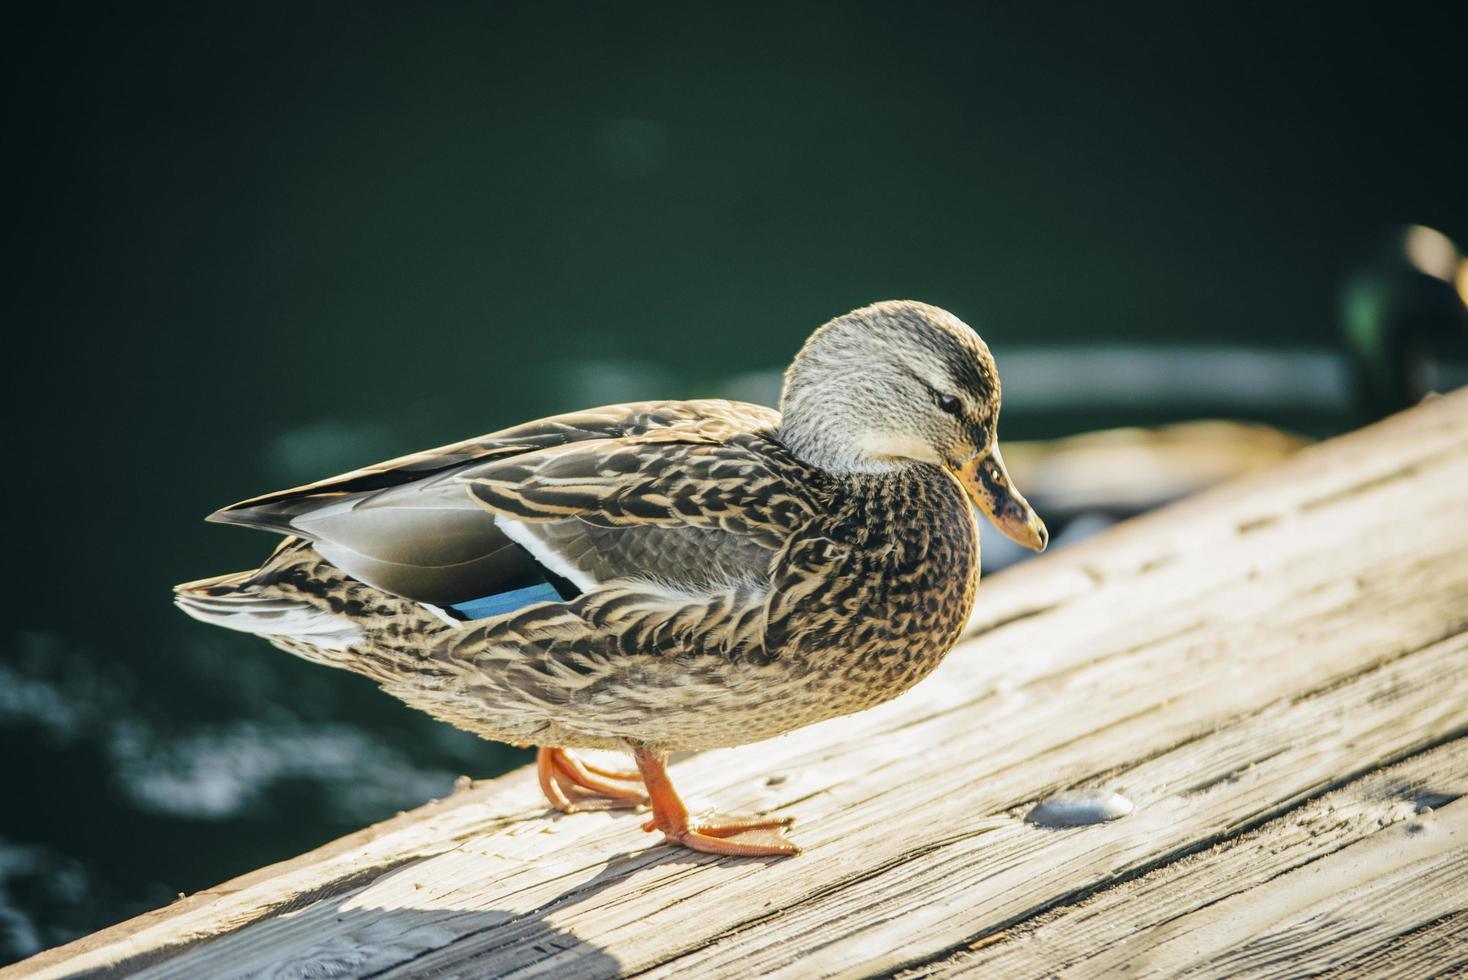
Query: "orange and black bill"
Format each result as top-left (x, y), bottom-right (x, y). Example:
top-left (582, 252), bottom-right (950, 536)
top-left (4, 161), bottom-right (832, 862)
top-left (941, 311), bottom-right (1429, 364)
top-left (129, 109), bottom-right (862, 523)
top-left (949, 446), bottom-right (1048, 551)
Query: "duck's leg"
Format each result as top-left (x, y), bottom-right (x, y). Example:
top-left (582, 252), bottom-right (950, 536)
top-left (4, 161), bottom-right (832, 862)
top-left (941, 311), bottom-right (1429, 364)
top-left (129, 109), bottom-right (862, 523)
top-left (631, 744), bottom-right (801, 857)
top-left (536, 747), bottom-right (648, 813)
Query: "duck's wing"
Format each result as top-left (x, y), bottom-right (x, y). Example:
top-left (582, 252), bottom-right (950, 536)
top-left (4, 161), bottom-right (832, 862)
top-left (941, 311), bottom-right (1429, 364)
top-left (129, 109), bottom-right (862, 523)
top-left (213, 400), bottom-right (768, 517)
top-left (455, 422), bottom-right (819, 594)
top-left (207, 400), bottom-right (808, 609)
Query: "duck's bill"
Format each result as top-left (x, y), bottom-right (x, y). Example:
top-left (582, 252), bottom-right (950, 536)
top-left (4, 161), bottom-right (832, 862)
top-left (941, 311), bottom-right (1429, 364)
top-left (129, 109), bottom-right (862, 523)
top-left (949, 447), bottom-right (1049, 552)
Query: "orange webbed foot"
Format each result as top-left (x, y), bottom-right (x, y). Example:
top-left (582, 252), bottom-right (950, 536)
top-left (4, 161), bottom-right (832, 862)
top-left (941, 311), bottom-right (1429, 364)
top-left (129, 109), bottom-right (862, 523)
top-left (631, 745), bottom-right (802, 858)
top-left (649, 813), bottom-right (801, 857)
top-left (537, 747), bottom-right (649, 813)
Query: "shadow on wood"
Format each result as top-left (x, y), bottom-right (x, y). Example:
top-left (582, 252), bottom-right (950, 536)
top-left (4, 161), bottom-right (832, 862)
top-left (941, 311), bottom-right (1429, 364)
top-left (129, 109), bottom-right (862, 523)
top-left (89, 854), bottom-right (643, 979)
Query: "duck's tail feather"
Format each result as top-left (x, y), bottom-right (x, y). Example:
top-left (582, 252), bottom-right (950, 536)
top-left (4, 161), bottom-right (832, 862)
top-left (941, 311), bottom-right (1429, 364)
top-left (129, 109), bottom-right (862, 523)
top-left (174, 558), bottom-right (364, 652)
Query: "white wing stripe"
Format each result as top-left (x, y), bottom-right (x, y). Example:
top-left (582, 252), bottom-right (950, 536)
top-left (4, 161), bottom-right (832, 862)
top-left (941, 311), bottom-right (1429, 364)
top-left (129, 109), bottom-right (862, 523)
top-left (493, 515), bottom-right (600, 593)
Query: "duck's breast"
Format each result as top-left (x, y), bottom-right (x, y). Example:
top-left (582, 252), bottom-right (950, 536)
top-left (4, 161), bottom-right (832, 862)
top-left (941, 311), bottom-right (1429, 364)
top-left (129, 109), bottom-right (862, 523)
top-left (765, 465), bottom-right (980, 706)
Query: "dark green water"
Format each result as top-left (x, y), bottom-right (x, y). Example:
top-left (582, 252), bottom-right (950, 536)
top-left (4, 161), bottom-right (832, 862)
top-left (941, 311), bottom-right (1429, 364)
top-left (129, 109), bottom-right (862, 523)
top-left (4, 2), bottom-right (1466, 961)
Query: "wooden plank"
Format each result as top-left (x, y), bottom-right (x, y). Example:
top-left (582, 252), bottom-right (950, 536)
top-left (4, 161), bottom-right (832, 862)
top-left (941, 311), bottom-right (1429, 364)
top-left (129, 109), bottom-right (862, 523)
top-left (913, 739), bottom-right (1468, 977)
top-left (7, 390), bottom-right (1468, 980)
top-left (1313, 911), bottom-right (1468, 978)
top-left (634, 633), bottom-right (1468, 980)
top-left (1114, 802), bottom-right (1467, 977)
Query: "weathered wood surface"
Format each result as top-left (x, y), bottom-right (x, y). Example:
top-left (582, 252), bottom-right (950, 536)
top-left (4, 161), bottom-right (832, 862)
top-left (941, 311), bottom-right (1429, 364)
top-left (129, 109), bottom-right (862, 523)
top-left (9, 390), bottom-right (1468, 980)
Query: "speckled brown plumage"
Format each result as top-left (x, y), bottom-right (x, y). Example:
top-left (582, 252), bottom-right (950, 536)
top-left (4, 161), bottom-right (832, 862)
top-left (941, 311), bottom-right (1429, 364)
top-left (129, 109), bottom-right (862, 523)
top-left (184, 410), bottom-right (977, 752)
top-left (176, 300), bottom-right (1046, 857)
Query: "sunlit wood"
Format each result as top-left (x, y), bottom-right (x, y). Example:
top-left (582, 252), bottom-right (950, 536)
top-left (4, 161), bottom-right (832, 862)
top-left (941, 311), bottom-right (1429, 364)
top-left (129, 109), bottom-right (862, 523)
top-left (8, 391), bottom-right (1466, 979)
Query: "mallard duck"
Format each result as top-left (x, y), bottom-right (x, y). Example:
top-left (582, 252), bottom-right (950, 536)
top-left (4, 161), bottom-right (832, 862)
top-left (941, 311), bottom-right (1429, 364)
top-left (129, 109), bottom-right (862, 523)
top-left (175, 300), bottom-right (1047, 857)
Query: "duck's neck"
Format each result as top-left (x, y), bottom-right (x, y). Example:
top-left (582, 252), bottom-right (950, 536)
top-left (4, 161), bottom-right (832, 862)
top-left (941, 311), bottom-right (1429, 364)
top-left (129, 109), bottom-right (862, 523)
top-left (777, 419), bottom-right (910, 475)
top-left (777, 346), bottom-right (937, 474)
top-left (779, 395), bottom-right (940, 476)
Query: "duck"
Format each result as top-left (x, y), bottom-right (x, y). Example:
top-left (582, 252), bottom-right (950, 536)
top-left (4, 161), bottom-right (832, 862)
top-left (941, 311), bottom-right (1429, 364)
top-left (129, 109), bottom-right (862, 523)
top-left (175, 300), bottom-right (1047, 857)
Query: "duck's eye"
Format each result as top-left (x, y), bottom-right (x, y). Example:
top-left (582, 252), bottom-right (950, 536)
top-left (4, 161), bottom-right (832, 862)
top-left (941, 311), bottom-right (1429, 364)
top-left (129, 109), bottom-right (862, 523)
top-left (937, 393), bottom-right (963, 416)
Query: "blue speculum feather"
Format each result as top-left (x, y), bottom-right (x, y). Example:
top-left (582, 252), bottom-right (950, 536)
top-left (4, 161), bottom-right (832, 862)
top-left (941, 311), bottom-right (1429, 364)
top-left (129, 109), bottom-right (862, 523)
top-left (449, 582), bottom-right (564, 620)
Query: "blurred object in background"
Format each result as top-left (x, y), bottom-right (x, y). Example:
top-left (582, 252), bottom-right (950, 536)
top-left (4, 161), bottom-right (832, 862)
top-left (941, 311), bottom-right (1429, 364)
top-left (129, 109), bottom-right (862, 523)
top-left (996, 348), bottom-right (1352, 422)
top-left (980, 421), bottom-right (1310, 571)
top-left (976, 222), bottom-right (1468, 574)
top-left (1343, 224), bottom-right (1468, 419)
top-left (1004, 421), bottom-right (1309, 516)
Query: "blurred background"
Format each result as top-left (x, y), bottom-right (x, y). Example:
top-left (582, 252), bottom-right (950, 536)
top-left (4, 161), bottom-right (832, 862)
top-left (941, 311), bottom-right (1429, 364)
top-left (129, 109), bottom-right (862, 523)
top-left (4, 2), bottom-right (1467, 962)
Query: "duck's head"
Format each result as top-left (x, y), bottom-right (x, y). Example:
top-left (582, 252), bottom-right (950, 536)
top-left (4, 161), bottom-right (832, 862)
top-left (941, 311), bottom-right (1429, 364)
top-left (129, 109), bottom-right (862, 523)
top-left (779, 300), bottom-right (1047, 551)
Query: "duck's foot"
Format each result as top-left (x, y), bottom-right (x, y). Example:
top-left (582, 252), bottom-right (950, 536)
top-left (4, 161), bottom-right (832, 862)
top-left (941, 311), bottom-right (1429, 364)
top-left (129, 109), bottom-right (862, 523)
top-left (537, 747), bottom-right (648, 813)
top-left (642, 812), bottom-right (800, 857)
top-left (631, 744), bottom-right (802, 858)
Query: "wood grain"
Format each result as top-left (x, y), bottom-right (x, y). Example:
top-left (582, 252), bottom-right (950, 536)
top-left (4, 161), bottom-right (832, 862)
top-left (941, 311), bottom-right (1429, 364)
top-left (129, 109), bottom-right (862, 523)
top-left (915, 740), bottom-right (1468, 978)
top-left (7, 389), bottom-right (1467, 980)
